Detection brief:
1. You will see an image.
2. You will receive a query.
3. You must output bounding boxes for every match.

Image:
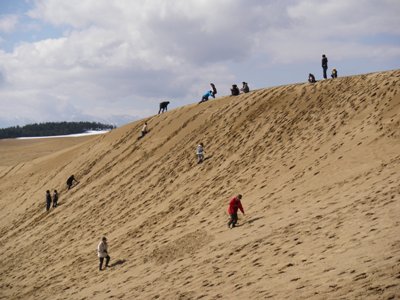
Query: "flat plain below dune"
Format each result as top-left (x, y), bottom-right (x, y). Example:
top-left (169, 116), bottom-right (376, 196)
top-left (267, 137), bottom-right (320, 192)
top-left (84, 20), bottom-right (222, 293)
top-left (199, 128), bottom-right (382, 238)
top-left (0, 135), bottom-right (99, 167)
top-left (0, 70), bottom-right (399, 300)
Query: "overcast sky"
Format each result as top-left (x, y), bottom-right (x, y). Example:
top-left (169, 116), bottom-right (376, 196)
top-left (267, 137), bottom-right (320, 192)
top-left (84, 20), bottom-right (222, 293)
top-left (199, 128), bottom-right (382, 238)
top-left (0, 0), bottom-right (399, 128)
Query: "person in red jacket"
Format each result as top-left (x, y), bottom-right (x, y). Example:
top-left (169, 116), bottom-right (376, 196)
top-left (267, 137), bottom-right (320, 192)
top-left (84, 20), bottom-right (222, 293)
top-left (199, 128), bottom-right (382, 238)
top-left (227, 194), bottom-right (244, 228)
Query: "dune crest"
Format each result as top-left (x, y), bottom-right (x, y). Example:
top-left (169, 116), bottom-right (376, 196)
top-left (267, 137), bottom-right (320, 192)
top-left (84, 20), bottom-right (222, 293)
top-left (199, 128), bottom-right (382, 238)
top-left (0, 70), bottom-right (399, 299)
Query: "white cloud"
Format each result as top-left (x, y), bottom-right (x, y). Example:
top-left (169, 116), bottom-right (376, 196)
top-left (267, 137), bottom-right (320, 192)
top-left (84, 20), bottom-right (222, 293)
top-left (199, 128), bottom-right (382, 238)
top-left (0, 0), bottom-right (399, 128)
top-left (0, 14), bottom-right (19, 33)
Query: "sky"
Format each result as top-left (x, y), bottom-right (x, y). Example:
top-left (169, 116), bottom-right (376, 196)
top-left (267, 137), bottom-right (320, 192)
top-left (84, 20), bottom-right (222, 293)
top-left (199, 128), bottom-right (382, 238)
top-left (0, 0), bottom-right (399, 128)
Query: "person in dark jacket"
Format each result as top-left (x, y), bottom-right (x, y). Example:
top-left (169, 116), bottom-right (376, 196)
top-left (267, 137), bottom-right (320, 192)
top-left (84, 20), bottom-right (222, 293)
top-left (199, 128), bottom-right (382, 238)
top-left (231, 84), bottom-right (240, 96)
top-left (227, 194), bottom-right (245, 228)
top-left (158, 101), bottom-right (170, 114)
top-left (322, 54), bottom-right (328, 79)
top-left (308, 73), bottom-right (316, 83)
top-left (331, 68), bottom-right (338, 78)
top-left (52, 190), bottom-right (58, 208)
top-left (66, 175), bottom-right (79, 190)
top-left (241, 82), bottom-right (250, 93)
top-left (46, 190), bottom-right (52, 211)
top-left (210, 83), bottom-right (217, 96)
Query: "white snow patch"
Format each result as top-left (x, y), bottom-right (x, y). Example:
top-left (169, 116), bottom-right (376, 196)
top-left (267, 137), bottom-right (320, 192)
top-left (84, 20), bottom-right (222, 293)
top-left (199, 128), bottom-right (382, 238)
top-left (16, 130), bottom-right (110, 140)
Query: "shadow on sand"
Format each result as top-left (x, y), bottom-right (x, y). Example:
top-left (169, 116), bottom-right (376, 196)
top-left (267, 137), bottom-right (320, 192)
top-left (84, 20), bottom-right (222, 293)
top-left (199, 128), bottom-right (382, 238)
top-left (234, 216), bottom-right (264, 227)
top-left (109, 259), bottom-right (127, 268)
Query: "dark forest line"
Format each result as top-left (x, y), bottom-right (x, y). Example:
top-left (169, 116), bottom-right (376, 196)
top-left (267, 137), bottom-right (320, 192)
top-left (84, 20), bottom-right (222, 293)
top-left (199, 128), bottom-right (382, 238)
top-left (0, 122), bottom-right (115, 139)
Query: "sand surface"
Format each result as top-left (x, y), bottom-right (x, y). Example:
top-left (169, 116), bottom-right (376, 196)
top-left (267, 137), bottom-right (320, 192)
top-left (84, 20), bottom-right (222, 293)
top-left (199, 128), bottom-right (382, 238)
top-left (0, 135), bottom-right (98, 168)
top-left (0, 70), bottom-right (399, 299)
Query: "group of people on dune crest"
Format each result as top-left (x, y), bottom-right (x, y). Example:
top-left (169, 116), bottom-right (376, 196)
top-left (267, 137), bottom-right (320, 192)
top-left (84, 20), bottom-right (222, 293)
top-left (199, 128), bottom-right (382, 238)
top-left (309, 54), bottom-right (338, 83)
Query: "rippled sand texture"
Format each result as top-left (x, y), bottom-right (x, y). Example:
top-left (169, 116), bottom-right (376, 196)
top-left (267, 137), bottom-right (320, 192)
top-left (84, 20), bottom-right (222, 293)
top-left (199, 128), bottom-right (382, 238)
top-left (0, 70), bottom-right (399, 299)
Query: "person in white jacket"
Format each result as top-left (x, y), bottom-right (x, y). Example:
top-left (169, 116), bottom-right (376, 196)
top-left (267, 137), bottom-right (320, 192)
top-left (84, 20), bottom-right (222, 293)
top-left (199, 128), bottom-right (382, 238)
top-left (97, 237), bottom-right (110, 271)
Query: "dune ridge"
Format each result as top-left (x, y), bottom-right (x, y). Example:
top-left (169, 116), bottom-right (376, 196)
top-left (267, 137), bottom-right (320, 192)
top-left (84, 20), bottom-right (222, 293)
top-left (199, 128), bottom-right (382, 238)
top-left (0, 70), bottom-right (399, 299)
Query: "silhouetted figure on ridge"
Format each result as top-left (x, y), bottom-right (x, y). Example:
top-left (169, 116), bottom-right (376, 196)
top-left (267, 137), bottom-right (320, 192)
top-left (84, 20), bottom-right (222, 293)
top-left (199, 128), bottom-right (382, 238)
top-left (231, 84), bottom-right (240, 96)
top-left (322, 54), bottom-right (328, 79)
top-left (331, 68), bottom-right (338, 78)
top-left (158, 101), bottom-right (170, 114)
top-left (210, 83), bottom-right (217, 96)
top-left (308, 73), bottom-right (316, 83)
top-left (241, 82), bottom-right (250, 93)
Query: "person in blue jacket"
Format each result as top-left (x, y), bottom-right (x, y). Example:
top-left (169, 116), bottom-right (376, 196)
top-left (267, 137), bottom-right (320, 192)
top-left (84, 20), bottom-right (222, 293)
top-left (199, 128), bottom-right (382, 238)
top-left (199, 90), bottom-right (215, 104)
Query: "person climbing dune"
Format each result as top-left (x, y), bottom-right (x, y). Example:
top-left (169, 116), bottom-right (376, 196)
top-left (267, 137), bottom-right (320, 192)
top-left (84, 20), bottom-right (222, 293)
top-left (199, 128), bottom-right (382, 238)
top-left (52, 190), bottom-right (58, 208)
top-left (46, 190), bottom-right (52, 211)
top-left (158, 101), bottom-right (170, 114)
top-left (196, 143), bottom-right (204, 164)
top-left (97, 236), bottom-right (111, 271)
top-left (66, 175), bottom-right (79, 190)
top-left (138, 122), bottom-right (148, 140)
top-left (227, 194), bottom-right (245, 228)
top-left (199, 90), bottom-right (215, 104)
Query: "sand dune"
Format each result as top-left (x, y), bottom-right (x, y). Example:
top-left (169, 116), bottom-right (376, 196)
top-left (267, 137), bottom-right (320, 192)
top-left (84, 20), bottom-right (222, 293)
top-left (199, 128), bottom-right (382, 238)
top-left (0, 70), bottom-right (399, 299)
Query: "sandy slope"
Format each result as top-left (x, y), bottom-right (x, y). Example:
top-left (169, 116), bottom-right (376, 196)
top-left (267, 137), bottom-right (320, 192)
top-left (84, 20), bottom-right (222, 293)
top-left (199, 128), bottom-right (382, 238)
top-left (0, 70), bottom-right (399, 300)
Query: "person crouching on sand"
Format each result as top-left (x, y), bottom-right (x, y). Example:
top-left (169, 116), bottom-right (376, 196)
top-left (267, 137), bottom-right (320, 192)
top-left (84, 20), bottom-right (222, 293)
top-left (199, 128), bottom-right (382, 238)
top-left (331, 68), bottom-right (338, 78)
top-left (97, 237), bottom-right (110, 271)
top-left (66, 175), bottom-right (79, 190)
top-left (308, 73), bottom-right (316, 83)
top-left (227, 194), bottom-right (245, 228)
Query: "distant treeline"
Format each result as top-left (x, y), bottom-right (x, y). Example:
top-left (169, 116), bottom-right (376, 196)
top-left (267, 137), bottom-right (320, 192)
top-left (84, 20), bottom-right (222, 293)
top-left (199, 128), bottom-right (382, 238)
top-left (0, 122), bottom-right (115, 139)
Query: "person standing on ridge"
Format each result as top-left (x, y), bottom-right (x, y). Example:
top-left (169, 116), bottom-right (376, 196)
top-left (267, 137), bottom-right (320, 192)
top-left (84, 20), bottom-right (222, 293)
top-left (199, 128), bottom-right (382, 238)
top-left (227, 194), bottom-right (245, 228)
top-left (46, 190), bottom-right (52, 211)
top-left (52, 190), bottom-right (58, 208)
top-left (322, 54), bottom-right (328, 79)
top-left (196, 143), bottom-right (204, 164)
top-left (97, 236), bottom-right (111, 271)
top-left (210, 83), bottom-right (217, 96)
top-left (66, 175), bottom-right (79, 190)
